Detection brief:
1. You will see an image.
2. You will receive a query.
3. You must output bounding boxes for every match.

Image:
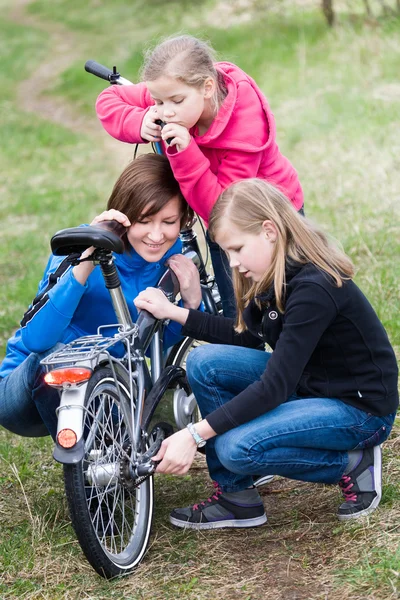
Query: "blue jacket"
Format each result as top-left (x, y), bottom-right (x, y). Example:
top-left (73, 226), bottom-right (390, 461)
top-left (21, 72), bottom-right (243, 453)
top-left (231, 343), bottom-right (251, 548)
top-left (0, 237), bottom-right (185, 379)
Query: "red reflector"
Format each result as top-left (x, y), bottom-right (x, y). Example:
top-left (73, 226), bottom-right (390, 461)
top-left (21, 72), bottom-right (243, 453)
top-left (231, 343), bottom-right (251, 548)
top-left (57, 429), bottom-right (78, 449)
top-left (44, 367), bottom-right (92, 386)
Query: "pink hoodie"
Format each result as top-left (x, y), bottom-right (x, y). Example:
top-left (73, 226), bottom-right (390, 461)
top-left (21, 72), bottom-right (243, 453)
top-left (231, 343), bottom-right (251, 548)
top-left (96, 62), bottom-right (303, 223)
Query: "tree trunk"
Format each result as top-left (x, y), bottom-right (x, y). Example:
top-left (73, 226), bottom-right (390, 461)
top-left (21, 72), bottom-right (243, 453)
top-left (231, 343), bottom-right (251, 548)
top-left (363, 0), bottom-right (372, 16)
top-left (322, 0), bottom-right (335, 26)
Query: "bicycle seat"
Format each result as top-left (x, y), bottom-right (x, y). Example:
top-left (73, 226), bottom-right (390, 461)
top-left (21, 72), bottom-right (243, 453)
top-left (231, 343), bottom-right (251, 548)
top-left (51, 222), bottom-right (126, 256)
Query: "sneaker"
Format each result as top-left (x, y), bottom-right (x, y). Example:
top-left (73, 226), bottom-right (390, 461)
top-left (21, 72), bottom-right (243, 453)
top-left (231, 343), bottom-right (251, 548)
top-left (169, 482), bottom-right (267, 530)
top-left (337, 445), bottom-right (382, 521)
top-left (253, 474), bottom-right (275, 487)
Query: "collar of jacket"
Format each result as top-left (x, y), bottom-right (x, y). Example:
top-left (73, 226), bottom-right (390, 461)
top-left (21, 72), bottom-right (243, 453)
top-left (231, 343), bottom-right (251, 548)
top-left (255, 259), bottom-right (305, 306)
top-left (189, 62), bottom-right (272, 152)
top-left (116, 238), bottom-right (183, 271)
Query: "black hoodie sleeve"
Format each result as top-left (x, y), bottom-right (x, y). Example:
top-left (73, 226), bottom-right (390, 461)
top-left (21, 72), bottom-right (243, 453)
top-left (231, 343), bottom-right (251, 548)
top-left (206, 281), bottom-right (338, 434)
top-left (182, 308), bottom-right (263, 348)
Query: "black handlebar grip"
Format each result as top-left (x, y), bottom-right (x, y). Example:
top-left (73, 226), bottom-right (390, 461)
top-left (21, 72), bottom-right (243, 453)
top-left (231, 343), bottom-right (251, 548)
top-left (155, 119), bottom-right (174, 145)
top-left (84, 60), bottom-right (114, 82)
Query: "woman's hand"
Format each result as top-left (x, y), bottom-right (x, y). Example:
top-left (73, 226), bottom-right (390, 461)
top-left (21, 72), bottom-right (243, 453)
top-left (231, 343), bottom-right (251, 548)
top-left (162, 123), bottom-right (191, 152)
top-left (167, 254), bottom-right (202, 309)
top-left (73, 210), bottom-right (131, 285)
top-left (153, 428), bottom-right (197, 475)
top-left (90, 209), bottom-right (131, 228)
top-left (140, 106), bottom-right (162, 142)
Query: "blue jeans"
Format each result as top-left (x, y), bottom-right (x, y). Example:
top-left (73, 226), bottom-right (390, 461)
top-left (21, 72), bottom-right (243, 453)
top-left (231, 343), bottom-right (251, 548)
top-left (206, 231), bottom-right (236, 319)
top-left (0, 348), bottom-right (61, 441)
top-left (186, 345), bottom-right (395, 493)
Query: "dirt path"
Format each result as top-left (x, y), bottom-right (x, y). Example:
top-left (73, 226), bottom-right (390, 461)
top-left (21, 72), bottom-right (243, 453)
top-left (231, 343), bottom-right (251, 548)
top-left (9, 0), bottom-right (133, 168)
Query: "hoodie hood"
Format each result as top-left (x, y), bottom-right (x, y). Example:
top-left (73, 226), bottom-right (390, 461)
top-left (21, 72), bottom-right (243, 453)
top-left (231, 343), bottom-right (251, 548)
top-left (191, 62), bottom-right (276, 153)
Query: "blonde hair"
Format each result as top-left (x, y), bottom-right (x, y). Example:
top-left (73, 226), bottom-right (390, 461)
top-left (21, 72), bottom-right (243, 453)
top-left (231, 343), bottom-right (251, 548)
top-left (140, 35), bottom-right (227, 115)
top-left (208, 179), bottom-right (355, 332)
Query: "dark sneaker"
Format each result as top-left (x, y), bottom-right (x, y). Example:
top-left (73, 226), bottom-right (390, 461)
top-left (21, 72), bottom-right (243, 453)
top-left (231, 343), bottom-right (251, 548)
top-left (337, 445), bottom-right (382, 521)
top-left (169, 482), bottom-right (267, 530)
top-left (253, 474), bottom-right (275, 487)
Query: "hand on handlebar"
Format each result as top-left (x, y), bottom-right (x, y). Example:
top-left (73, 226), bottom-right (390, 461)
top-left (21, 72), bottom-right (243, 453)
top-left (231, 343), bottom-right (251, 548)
top-left (160, 123), bottom-right (191, 152)
top-left (140, 106), bottom-right (162, 142)
top-left (167, 254), bottom-right (202, 309)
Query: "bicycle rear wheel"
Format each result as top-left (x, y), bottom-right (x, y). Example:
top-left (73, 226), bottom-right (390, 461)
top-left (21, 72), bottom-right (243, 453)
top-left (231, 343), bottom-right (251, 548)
top-left (63, 366), bottom-right (153, 579)
top-left (166, 337), bottom-right (205, 371)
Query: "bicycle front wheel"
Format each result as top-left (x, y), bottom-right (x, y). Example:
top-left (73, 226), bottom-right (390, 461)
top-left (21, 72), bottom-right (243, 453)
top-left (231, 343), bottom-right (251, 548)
top-left (63, 366), bottom-right (153, 579)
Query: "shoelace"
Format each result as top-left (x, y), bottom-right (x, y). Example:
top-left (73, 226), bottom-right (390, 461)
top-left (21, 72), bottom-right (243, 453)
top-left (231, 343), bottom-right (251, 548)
top-left (192, 482), bottom-right (222, 511)
top-left (339, 475), bottom-right (358, 502)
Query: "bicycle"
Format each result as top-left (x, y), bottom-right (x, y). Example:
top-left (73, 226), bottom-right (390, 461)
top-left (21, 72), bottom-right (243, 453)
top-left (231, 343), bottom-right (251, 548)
top-left (39, 62), bottom-right (222, 577)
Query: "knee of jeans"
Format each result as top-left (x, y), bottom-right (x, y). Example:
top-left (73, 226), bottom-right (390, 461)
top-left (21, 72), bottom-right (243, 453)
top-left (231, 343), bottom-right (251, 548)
top-left (215, 432), bottom-right (250, 474)
top-left (186, 345), bottom-right (218, 385)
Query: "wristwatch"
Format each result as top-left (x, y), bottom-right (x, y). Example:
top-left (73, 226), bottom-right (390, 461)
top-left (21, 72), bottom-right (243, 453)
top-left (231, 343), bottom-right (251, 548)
top-left (186, 422), bottom-right (207, 448)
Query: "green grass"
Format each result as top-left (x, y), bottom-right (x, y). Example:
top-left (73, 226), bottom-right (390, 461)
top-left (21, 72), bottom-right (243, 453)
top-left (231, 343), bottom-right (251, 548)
top-left (0, 0), bottom-right (399, 598)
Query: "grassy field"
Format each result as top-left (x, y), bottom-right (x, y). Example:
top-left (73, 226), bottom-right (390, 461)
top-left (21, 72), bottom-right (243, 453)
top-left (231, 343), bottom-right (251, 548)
top-left (0, 0), bottom-right (399, 598)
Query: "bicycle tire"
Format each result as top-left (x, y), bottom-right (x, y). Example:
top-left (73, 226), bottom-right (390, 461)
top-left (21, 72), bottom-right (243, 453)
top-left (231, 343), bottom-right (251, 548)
top-left (63, 366), bottom-right (154, 579)
top-left (166, 336), bottom-right (205, 371)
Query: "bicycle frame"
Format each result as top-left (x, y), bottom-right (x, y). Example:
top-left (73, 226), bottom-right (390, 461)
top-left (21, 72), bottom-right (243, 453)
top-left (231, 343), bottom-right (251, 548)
top-left (41, 224), bottom-right (189, 469)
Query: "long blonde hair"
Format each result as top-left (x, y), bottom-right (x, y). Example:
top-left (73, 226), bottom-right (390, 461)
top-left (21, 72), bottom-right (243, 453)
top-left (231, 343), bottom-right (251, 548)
top-left (208, 179), bottom-right (355, 332)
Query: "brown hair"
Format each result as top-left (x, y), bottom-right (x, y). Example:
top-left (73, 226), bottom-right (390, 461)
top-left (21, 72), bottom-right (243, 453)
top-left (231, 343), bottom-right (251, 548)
top-left (107, 153), bottom-right (193, 250)
top-left (140, 35), bottom-right (227, 115)
top-left (208, 179), bottom-right (355, 332)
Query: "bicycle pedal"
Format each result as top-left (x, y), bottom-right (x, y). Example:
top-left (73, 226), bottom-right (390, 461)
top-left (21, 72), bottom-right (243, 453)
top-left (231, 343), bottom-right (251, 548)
top-left (136, 459), bottom-right (160, 477)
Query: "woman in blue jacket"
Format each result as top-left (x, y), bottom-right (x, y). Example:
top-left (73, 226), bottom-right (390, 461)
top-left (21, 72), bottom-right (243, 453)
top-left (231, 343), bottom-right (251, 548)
top-left (135, 178), bottom-right (398, 524)
top-left (0, 153), bottom-right (200, 440)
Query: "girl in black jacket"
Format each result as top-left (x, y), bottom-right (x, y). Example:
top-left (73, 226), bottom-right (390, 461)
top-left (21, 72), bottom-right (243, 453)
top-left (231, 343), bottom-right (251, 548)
top-left (135, 178), bottom-right (398, 529)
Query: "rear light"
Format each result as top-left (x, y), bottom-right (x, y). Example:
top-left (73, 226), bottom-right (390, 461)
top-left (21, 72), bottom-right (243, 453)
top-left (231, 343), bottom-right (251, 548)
top-left (57, 428), bottom-right (78, 448)
top-left (44, 367), bottom-right (92, 386)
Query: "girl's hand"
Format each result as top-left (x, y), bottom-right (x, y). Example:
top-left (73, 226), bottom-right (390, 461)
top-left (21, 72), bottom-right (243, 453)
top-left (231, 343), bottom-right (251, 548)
top-left (167, 254), bottom-right (202, 309)
top-left (134, 288), bottom-right (174, 320)
top-left (153, 428), bottom-right (197, 475)
top-left (90, 209), bottom-right (131, 228)
top-left (162, 123), bottom-right (191, 152)
top-left (140, 106), bottom-right (162, 142)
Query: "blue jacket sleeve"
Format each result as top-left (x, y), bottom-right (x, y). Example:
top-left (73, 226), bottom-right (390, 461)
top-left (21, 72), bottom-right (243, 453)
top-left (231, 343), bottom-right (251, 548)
top-left (21, 255), bottom-right (88, 353)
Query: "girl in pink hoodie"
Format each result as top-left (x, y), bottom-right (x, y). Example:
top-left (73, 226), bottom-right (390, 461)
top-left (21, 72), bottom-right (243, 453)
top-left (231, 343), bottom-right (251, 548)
top-left (96, 35), bottom-right (303, 317)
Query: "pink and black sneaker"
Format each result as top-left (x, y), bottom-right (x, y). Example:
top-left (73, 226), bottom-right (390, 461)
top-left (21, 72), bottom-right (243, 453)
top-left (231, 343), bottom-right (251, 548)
top-left (169, 482), bottom-right (267, 530)
top-left (337, 445), bottom-right (382, 521)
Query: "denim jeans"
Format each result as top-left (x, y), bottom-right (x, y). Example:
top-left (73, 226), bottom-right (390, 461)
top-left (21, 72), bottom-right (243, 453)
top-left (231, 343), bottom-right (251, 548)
top-left (186, 344), bottom-right (395, 493)
top-left (206, 231), bottom-right (236, 319)
top-left (0, 347), bottom-right (62, 441)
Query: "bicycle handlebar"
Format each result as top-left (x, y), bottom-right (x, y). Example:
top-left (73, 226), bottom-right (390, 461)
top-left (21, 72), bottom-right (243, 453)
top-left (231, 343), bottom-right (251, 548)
top-left (85, 60), bottom-right (114, 81)
top-left (84, 60), bottom-right (133, 86)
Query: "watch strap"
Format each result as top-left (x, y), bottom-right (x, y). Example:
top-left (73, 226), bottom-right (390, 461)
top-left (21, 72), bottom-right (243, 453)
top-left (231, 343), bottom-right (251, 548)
top-left (186, 422), bottom-right (206, 447)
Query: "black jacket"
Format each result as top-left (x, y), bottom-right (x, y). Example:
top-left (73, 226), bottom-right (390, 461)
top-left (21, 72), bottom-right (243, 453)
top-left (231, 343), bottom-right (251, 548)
top-left (182, 263), bottom-right (399, 434)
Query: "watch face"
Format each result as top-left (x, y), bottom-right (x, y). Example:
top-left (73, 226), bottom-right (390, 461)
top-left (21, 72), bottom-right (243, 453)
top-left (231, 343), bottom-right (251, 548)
top-left (197, 439), bottom-right (207, 448)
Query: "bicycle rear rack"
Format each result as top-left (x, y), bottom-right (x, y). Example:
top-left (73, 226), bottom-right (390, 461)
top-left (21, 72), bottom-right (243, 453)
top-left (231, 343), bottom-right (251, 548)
top-left (41, 325), bottom-right (139, 370)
